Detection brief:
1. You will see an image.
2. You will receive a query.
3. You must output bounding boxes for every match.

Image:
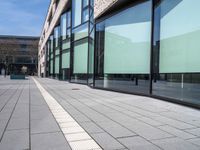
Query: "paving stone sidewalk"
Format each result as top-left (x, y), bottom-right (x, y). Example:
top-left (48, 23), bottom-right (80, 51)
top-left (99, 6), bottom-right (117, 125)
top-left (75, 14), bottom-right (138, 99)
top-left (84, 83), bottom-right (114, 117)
top-left (0, 76), bottom-right (71, 150)
top-left (0, 76), bottom-right (200, 150)
top-left (37, 77), bottom-right (200, 150)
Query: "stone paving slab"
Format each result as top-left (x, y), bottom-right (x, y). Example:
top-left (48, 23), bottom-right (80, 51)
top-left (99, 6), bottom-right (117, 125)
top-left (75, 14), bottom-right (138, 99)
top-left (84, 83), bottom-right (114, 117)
top-left (151, 137), bottom-right (200, 150)
top-left (31, 132), bottom-right (71, 150)
top-left (118, 136), bottom-right (160, 150)
top-left (0, 129), bottom-right (29, 150)
top-left (91, 132), bottom-right (125, 150)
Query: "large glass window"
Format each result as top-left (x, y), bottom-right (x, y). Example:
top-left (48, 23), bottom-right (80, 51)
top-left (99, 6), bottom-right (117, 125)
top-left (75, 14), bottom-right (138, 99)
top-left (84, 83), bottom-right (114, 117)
top-left (73, 40), bottom-right (88, 74)
top-left (62, 51), bottom-right (70, 69)
top-left (73, 23), bottom-right (89, 41)
top-left (159, 0), bottom-right (200, 73)
top-left (82, 0), bottom-right (89, 23)
top-left (54, 26), bottom-right (61, 78)
top-left (50, 60), bottom-right (53, 74)
top-left (104, 5), bottom-right (151, 74)
top-left (95, 1), bottom-right (152, 93)
top-left (46, 41), bottom-right (50, 77)
top-left (55, 56), bottom-right (60, 74)
top-left (61, 11), bottom-right (71, 50)
top-left (88, 0), bottom-right (95, 86)
top-left (72, 0), bottom-right (89, 28)
top-left (49, 36), bottom-right (54, 76)
top-left (71, 0), bottom-right (93, 84)
top-left (71, 38), bottom-right (88, 84)
top-left (66, 11), bottom-right (71, 28)
top-left (61, 10), bottom-right (71, 80)
top-left (61, 13), bottom-right (67, 40)
top-left (153, 0), bottom-right (200, 105)
top-left (54, 26), bottom-right (60, 48)
top-left (72, 0), bottom-right (82, 27)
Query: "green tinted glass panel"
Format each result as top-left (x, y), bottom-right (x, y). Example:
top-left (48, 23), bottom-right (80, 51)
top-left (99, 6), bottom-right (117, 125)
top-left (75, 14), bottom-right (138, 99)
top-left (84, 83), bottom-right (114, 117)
top-left (54, 27), bottom-right (59, 48)
top-left (55, 48), bottom-right (60, 55)
top-left (73, 41), bottom-right (88, 74)
top-left (159, 0), bottom-right (200, 73)
top-left (50, 54), bottom-right (53, 59)
top-left (62, 42), bottom-right (70, 50)
top-left (55, 56), bottom-right (59, 74)
top-left (104, 2), bottom-right (151, 74)
top-left (62, 52), bottom-right (70, 69)
top-left (74, 29), bottom-right (88, 41)
top-left (74, 24), bottom-right (88, 41)
top-left (50, 60), bottom-right (53, 74)
top-left (50, 36), bottom-right (53, 53)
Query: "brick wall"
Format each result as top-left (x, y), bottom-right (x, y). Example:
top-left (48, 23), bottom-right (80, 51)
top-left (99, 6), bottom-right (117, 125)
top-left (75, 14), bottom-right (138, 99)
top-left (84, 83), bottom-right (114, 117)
top-left (94, 0), bottom-right (118, 18)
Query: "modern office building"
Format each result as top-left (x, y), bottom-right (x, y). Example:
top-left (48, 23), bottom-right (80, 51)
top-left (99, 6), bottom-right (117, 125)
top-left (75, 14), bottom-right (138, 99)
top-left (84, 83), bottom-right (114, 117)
top-left (0, 35), bottom-right (38, 75)
top-left (39, 0), bottom-right (200, 108)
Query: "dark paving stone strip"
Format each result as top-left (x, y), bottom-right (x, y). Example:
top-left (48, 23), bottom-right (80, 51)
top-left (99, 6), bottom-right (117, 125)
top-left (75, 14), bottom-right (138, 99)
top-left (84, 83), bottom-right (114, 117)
top-left (0, 85), bottom-right (12, 96)
top-left (0, 83), bottom-right (21, 112)
top-left (0, 83), bottom-right (25, 143)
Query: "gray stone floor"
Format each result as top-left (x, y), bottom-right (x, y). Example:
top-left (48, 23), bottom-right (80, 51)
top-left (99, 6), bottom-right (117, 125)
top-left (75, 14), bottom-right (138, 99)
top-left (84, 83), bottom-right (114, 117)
top-left (0, 76), bottom-right (71, 150)
top-left (1, 76), bottom-right (200, 150)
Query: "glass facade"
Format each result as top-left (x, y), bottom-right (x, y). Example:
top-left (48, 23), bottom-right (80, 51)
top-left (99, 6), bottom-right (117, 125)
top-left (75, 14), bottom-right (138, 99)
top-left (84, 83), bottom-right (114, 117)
top-left (88, 0), bottom-right (94, 86)
top-left (49, 36), bottom-right (54, 76)
top-left (61, 11), bottom-right (71, 80)
top-left (152, 0), bottom-right (200, 105)
top-left (54, 26), bottom-right (61, 79)
top-left (72, 0), bottom-right (82, 27)
top-left (61, 13), bottom-right (67, 40)
top-left (73, 39), bottom-right (88, 74)
top-left (70, 0), bottom-right (93, 84)
top-left (95, 1), bottom-right (152, 93)
top-left (45, 0), bottom-right (200, 108)
top-left (46, 41), bottom-right (50, 76)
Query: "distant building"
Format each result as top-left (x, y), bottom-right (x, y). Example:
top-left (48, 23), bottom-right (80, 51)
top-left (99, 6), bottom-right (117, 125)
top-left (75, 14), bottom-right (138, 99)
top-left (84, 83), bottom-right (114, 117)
top-left (0, 35), bottom-right (39, 75)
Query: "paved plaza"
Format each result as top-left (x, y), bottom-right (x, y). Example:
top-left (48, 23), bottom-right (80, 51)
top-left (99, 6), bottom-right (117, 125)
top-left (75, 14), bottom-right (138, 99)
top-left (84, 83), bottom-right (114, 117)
top-left (0, 76), bottom-right (200, 150)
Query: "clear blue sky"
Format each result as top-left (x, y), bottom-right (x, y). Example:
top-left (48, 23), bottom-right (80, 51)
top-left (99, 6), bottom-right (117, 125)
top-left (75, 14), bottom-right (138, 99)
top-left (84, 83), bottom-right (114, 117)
top-left (0, 0), bottom-right (50, 37)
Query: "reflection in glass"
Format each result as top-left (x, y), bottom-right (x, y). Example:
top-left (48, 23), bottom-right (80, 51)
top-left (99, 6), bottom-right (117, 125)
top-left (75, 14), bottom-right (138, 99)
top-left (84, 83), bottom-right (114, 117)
top-left (54, 26), bottom-right (60, 48)
top-left (49, 36), bottom-right (54, 76)
top-left (73, 40), bottom-right (88, 74)
top-left (95, 1), bottom-right (152, 93)
top-left (73, 23), bottom-right (89, 41)
top-left (67, 11), bottom-right (71, 28)
top-left (71, 39), bottom-right (88, 84)
top-left (72, 0), bottom-right (82, 27)
top-left (82, 9), bottom-right (89, 22)
top-left (153, 0), bottom-right (200, 105)
top-left (61, 13), bottom-right (67, 40)
top-left (62, 52), bottom-right (70, 69)
top-left (83, 0), bottom-right (89, 8)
